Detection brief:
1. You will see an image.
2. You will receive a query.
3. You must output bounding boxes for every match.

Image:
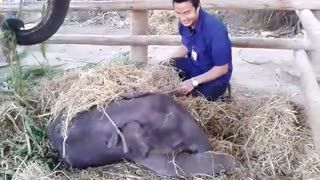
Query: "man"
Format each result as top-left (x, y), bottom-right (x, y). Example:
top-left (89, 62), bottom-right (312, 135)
top-left (162, 0), bottom-right (233, 101)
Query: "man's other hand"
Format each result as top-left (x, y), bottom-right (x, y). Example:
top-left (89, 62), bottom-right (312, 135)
top-left (176, 79), bottom-right (195, 96)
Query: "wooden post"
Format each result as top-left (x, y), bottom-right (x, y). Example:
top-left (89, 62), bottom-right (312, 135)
top-left (314, 11), bottom-right (320, 18)
top-left (0, 2), bottom-right (5, 63)
top-left (296, 10), bottom-right (320, 79)
top-left (0, 3), bottom-right (8, 65)
top-left (309, 10), bottom-right (320, 80)
top-left (294, 50), bottom-right (320, 157)
top-left (129, 10), bottom-right (148, 63)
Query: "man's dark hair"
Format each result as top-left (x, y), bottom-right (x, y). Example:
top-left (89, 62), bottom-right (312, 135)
top-left (172, 0), bottom-right (200, 9)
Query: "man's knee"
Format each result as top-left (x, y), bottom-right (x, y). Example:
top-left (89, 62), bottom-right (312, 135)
top-left (170, 57), bottom-right (187, 67)
top-left (168, 57), bottom-right (191, 80)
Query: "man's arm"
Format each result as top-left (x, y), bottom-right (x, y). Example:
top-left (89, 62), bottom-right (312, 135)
top-left (193, 64), bottom-right (228, 85)
top-left (176, 64), bottom-right (229, 96)
top-left (159, 44), bottom-right (188, 64)
top-left (195, 23), bottom-right (231, 85)
top-left (170, 45), bottom-right (188, 59)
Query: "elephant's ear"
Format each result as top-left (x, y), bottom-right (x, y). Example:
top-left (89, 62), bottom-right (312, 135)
top-left (107, 130), bottom-right (120, 148)
top-left (161, 112), bottom-right (178, 130)
top-left (121, 121), bottom-right (151, 158)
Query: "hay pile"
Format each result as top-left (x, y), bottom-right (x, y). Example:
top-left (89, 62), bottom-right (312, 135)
top-left (149, 10), bottom-right (179, 35)
top-left (3, 61), bottom-right (320, 179)
top-left (0, 95), bottom-right (52, 180)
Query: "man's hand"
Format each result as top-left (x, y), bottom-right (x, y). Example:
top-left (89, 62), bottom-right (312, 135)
top-left (158, 45), bottom-right (188, 65)
top-left (176, 79), bottom-right (195, 96)
top-left (158, 58), bottom-right (171, 65)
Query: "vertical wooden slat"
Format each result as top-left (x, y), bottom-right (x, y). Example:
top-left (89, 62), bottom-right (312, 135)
top-left (129, 10), bottom-right (148, 63)
top-left (308, 10), bottom-right (320, 79)
top-left (294, 50), bottom-right (320, 157)
top-left (0, 0), bottom-right (8, 64)
top-left (296, 10), bottom-right (320, 79)
top-left (313, 10), bottom-right (320, 19)
top-left (296, 8), bottom-right (320, 158)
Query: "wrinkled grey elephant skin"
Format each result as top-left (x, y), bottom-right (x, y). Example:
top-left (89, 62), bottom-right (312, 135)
top-left (1, 0), bottom-right (71, 45)
top-left (48, 92), bottom-right (235, 177)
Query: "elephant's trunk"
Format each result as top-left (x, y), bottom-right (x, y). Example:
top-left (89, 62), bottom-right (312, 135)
top-left (5, 0), bottom-right (71, 45)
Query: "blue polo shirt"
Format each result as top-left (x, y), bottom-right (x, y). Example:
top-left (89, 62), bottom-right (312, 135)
top-left (178, 8), bottom-right (232, 87)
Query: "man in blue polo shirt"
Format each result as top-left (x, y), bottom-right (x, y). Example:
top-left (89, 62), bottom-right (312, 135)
top-left (162, 0), bottom-right (232, 101)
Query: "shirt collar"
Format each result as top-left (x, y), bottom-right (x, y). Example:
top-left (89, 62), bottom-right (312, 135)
top-left (194, 8), bottom-right (205, 32)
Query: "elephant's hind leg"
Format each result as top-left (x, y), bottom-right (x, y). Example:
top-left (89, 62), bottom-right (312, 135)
top-left (133, 151), bottom-right (235, 177)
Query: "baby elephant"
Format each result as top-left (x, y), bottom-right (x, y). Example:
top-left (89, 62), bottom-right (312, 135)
top-left (48, 92), bottom-right (235, 177)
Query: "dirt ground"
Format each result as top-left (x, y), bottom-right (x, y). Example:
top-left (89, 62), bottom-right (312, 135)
top-left (0, 10), bottom-right (306, 105)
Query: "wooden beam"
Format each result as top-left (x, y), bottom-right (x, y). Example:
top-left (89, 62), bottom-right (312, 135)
top-left (314, 11), bottom-right (320, 20)
top-left (310, 11), bottom-right (320, 79)
top-left (0, 13), bottom-right (4, 25)
top-left (129, 10), bottom-right (148, 63)
top-left (230, 36), bottom-right (311, 50)
top-left (0, 0), bottom-right (5, 64)
top-left (1, 0), bottom-right (320, 12)
top-left (296, 9), bottom-right (320, 78)
top-left (43, 35), bottom-right (180, 46)
top-left (9, 34), bottom-right (309, 50)
top-left (294, 49), bottom-right (320, 157)
top-left (296, 10), bottom-right (320, 38)
top-left (0, 32), bottom-right (312, 50)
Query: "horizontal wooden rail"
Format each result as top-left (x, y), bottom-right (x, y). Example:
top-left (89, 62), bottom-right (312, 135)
top-left (1, 0), bottom-right (320, 12)
top-left (40, 35), bottom-right (311, 50)
top-left (2, 32), bottom-right (309, 50)
top-left (0, 33), bottom-right (310, 50)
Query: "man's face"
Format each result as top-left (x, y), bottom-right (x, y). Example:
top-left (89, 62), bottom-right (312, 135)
top-left (173, 1), bottom-right (199, 28)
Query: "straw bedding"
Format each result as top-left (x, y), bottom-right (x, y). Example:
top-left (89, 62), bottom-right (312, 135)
top-left (2, 61), bottom-right (320, 179)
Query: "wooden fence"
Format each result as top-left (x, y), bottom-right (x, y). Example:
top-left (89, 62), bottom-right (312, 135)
top-left (1, 0), bottom-right (320, 155)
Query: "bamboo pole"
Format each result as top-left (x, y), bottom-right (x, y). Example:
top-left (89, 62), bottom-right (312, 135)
top-left (0, 3), bottom-right (8, 64)
top-left (2, 34), bottom-right (309, 50)
top-left (314, 11), bottom-right (320, 20)
top-left (310, 10), bottom-right (320, 80)
top-left (129, 10), bottom-right (148, 63)
top-left (294, 49), bottom-right (320, 157)
top-left (296, 9), bottom-right (320, 78)
top-left (1, 0), bottom-right (320, 12)
top-left (0, 32), bottom-right (312, 51)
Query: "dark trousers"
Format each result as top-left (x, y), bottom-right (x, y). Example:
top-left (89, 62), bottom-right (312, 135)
top-left (170, 57), bottom-right (228, 101)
